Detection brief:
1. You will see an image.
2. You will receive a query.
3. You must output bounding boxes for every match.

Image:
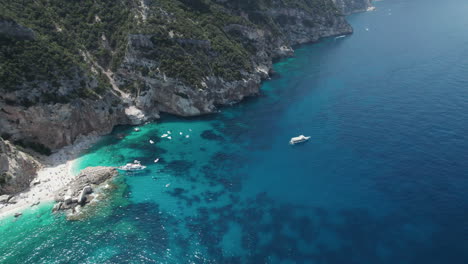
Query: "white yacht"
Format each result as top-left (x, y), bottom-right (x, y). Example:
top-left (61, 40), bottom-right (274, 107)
top-left (118, 160), bottom-right (147, 171)
top-left (289, 135), bottom-right (311, 145)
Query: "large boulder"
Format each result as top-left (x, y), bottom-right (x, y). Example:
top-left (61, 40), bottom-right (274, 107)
top-left (83, 186), bottom-right (93, 194)
top-left (0, 194), bottom-right (10, 203)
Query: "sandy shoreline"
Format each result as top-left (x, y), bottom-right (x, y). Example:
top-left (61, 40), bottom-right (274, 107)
top-left (0, 134), bottom-right (100, 220)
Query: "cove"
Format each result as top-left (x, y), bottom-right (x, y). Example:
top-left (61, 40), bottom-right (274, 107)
top-left (2, 0), bottom-right (468, 262)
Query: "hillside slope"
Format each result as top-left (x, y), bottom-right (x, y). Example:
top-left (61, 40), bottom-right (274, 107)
top-left (0, 0), bottom-right (367, 151)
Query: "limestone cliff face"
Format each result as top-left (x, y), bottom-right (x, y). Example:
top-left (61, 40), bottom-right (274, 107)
top-left (0, 95), bottom-right (131, 150)
top-left (332, 0), bottom-right (372, 14)
top-left (0, 138), bottom-right (40, 195)
top-left (115, 0), bottom-right (352, 117)
top-left (116, 34), bottom-right (263, 117)
top-left (0, 0), bottom-right (355, 151)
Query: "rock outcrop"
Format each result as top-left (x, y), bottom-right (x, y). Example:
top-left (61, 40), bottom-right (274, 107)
top-left (0, 137), bottom-right (40, 195)
top-left (0, 94), bottom-right (133, 150)
top-left (332, 0), bottom-right (373, 14)
top-left (53, 166), bottom-right (117, 219)
top-left (0, 194), bottom-right (11, 203)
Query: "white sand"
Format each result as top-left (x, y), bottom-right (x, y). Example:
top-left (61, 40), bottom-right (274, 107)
top-left (0, 134), bottom-right (100, 219)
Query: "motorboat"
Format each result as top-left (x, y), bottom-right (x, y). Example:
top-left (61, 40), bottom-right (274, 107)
top-left (149, 140), bottom-right (155, 144)
top-left (134, 128), bottom-right (140, 132)
top-left (289, 135), bottom-right (311, 145)
top-left (118, 160), bottom-right (147, 171)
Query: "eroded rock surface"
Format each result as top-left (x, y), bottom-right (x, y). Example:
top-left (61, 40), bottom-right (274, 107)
top-left (0, 137), bottom-right (40, 195)
top-left (54, 166), bottom-right (117, 219)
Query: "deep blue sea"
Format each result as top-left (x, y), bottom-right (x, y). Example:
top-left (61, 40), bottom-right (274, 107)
top-left (2, 0), bottom-right (468, 263)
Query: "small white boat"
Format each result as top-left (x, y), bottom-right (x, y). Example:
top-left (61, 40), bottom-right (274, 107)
top-left (185, 135), bottom-right (190, 138)
top-left (165, 183), bottom-right (171, 188)
top-left (189, 129), bottom-right (192, 132)
top-left (335, 35), bottom-right (346, 39)
top-left (167, 131), bottom-right (171, 134)
top-left (289, 135), bottom-right (311, 145)
top-left (154, 158), bottom-right (159, 163)
top-left (168, 136), bottom-right (172, 140)
top-left (179, 132), bottom-right (183, 135)
top-left (134, 128), bottom-right (140, 132)
top-left (118, 160), bottom-right (147, 171)
top-left (161, 134), bottom-right (168, 138)
top-left (149, 140), bottom-right (155, 144)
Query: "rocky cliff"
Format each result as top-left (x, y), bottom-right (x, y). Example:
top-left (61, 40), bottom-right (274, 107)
top-left (0, 137), bottom-right (40, 195)
top-left (0, 0), bottom-right (355, 151)
top-left (332, 0), bottom-right (372, 14)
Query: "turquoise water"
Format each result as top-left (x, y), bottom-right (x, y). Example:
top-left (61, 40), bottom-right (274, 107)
top-left (2, 0), bottom-right (468, 262)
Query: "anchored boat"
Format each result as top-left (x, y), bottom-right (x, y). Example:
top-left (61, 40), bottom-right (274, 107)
top-left (118, 160), bottom-right (147, 171)
top-left (289, 135), bottom-right (311, 145)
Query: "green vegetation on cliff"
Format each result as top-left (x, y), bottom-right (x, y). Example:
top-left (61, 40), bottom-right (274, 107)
top-left (0, 0), bottom-right (341, 98)
top-left (0, 0), bottom-right (127, 103)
